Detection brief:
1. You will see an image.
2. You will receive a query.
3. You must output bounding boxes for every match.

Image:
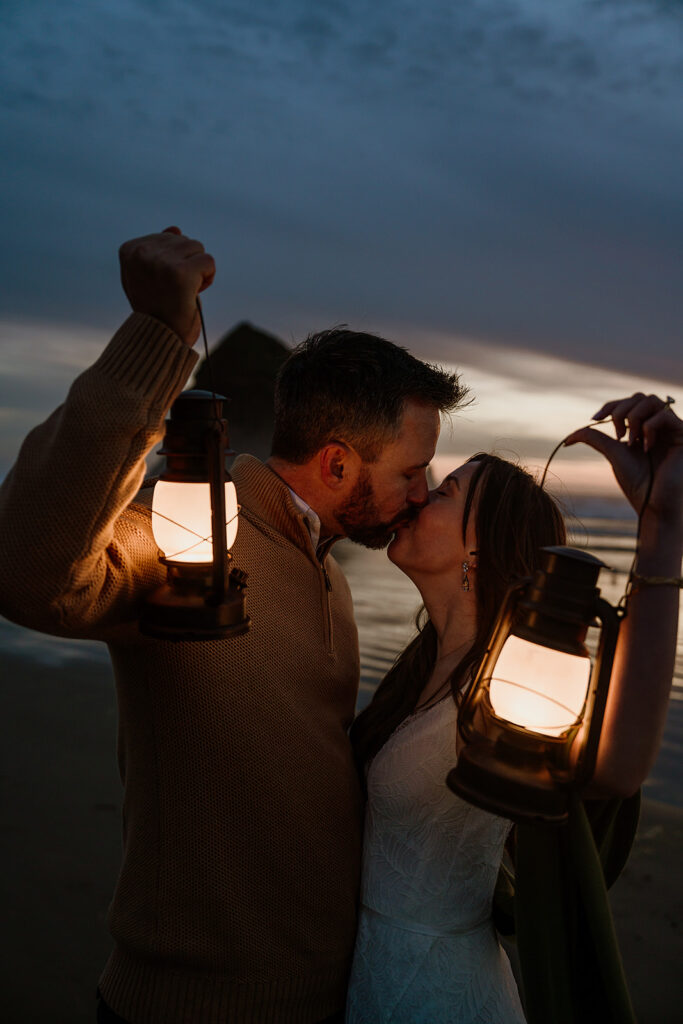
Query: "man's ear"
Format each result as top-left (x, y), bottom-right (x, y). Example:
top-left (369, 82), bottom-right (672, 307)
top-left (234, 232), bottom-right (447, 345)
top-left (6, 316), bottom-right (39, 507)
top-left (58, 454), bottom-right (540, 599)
top-left (319, 442), bottom-right (360, 491)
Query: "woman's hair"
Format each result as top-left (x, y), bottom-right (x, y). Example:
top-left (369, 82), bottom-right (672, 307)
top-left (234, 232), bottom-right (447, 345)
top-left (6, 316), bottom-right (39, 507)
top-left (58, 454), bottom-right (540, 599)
top-left (349, 453), bottom-right (567, 767)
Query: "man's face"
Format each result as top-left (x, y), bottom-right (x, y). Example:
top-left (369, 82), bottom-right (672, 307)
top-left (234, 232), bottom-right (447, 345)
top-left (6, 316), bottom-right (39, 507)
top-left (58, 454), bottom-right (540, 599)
top-left (336, 400), bottom-right (441, 549)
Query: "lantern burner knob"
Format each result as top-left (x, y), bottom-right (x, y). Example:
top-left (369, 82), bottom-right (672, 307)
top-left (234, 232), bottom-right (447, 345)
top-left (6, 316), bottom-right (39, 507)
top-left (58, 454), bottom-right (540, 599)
top-left (230, 568), bottom-right (248, 589)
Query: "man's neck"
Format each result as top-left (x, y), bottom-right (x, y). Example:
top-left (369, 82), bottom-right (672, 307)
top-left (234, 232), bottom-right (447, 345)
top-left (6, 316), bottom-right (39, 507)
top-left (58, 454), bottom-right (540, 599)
top-left (266, 456), bottom-right (335, 541)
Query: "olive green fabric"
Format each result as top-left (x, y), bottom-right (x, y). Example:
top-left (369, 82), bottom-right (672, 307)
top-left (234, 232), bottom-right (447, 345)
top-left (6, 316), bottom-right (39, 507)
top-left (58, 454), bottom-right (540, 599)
top-left (494, 790), bottom-right (640, 1024)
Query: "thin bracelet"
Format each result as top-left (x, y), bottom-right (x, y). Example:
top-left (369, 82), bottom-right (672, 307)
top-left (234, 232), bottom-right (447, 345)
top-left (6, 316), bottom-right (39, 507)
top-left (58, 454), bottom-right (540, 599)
top-left (629, 572), bottom-right (683, 589)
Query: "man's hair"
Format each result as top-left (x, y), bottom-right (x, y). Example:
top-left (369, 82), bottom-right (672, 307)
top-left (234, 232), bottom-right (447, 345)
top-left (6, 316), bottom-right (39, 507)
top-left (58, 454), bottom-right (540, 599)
top-left (271, 328), bottom-right (468, 463)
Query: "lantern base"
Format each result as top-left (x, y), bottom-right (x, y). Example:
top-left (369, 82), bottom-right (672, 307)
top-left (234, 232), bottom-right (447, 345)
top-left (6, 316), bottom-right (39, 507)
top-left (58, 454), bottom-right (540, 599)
top-left (447, 739), bottom-right (572, 824)
top-left (140, 576), bottom-right (250, 641)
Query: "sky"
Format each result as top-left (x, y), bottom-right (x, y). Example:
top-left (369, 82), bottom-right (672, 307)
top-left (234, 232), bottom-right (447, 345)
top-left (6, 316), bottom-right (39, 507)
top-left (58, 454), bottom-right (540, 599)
top-left (1, 0), bottom-right (681, 501)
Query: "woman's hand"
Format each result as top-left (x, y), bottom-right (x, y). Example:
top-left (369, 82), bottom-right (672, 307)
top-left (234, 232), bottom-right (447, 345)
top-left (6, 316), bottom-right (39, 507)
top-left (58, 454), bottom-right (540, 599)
top-left (564, 393), bottom-right (683, 523)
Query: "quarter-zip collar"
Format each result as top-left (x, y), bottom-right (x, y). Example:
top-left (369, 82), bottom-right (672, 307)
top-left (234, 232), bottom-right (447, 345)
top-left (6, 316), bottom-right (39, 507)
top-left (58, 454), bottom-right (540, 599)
top-left (232, 454), bottom-right (344, 559)
top-left (285, 491), bottom-right (342, 563)
top-left (286, 486), bottom-right (322, 552)
top-left (232, 455), bottom-right (343, 564)
top-left (231, 455), bottom-right (339, 651)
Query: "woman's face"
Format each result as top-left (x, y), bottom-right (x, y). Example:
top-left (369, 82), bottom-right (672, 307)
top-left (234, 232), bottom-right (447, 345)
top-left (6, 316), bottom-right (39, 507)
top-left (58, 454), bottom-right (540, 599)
top-left (388, 461), bottom-right (480, 578)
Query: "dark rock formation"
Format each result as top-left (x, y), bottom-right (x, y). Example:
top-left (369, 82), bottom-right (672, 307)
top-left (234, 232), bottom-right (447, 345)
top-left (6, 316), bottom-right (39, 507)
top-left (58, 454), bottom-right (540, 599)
top-left (193, 321), bottom-right (291, 461)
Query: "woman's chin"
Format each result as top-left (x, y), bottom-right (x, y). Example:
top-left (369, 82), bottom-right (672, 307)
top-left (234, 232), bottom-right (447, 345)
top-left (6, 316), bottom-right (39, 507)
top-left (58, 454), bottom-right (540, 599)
top-left (387, 528), bottom-right (408, 567)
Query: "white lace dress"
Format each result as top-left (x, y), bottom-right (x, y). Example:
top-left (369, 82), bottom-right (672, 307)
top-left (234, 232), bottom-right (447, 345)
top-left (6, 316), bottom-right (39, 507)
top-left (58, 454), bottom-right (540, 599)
top-left (346, 697), bottom-right (526, 1024)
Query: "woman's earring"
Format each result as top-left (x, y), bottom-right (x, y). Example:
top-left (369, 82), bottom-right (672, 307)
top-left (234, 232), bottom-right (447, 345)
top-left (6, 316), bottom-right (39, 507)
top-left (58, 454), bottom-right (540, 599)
top-left (462, 551), bottom-right (477, 591)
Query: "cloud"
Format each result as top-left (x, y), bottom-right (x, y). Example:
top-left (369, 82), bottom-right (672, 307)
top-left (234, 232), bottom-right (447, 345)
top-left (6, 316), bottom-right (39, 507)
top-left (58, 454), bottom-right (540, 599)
top-left (0, 320), bottom-right (112, 476)
top-left (420, 331), bottom-right (680, 504)
top-left (1, 309), bottom-right (676, 512)
top-left (0, 0), bottom-right (681, 383)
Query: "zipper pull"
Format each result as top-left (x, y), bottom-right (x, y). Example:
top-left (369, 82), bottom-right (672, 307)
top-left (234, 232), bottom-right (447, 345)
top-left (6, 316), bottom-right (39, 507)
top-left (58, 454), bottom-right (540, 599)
top-left (321, 561), bottom-right (332, 591)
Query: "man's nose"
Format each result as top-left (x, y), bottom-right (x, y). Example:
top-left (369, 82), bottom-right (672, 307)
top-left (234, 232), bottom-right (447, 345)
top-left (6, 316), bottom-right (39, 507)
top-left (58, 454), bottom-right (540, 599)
top-left (407, 475), bottom-right (429, 507)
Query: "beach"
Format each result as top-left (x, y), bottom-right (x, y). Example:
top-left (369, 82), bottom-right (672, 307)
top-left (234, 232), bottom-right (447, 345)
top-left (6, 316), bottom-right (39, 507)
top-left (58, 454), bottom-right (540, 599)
top-left (1, 644), bottom-right (682, 1023)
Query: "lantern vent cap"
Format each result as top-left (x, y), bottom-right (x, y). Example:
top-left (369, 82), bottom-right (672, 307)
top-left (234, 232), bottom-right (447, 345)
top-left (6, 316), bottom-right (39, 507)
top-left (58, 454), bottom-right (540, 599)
top-left (168, 389), bottom-right (227, 423)
top-left (539, 545), bottom-right (606, 587)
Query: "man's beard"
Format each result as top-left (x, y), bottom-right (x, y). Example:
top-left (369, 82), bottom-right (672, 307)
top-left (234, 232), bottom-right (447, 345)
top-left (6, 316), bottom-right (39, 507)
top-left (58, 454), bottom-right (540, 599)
top-left (336, 468), bottom-right (409, 550)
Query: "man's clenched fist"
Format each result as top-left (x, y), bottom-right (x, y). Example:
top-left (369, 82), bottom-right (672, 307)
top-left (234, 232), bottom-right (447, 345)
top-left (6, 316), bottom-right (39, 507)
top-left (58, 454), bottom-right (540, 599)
top-left (119, 227), bottom-right (216, 346)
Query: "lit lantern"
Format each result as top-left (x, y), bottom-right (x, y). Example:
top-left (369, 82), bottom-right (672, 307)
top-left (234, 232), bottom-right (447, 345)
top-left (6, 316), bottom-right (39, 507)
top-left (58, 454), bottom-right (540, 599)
top-left (447, 547), bottom-right (620, 823)
top-left (140, 390), bottom-right (250, 640)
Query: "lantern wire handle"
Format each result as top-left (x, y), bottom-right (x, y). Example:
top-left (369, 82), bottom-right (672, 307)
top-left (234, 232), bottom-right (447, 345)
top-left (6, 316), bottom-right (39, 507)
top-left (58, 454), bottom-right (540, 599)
top-left (195, 296), bottom-right (233, 599)
top-left (152, 296), bottom-right (240, 557)
top-left (538, 416), bottom-right (612, 490)
top-left (197, 296), bottom-right (222, 424)
top-left (618, 450), bottom-right (655, 612)
top-left (153, 508), bottom-right (241, 562)
top-left (538, 396), bottom-right (677, 615)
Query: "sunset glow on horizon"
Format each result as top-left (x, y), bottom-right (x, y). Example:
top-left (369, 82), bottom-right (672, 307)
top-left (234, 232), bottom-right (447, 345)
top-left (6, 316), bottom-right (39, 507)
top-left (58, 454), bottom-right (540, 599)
top-left (0, 315), bottom-right (676, 506)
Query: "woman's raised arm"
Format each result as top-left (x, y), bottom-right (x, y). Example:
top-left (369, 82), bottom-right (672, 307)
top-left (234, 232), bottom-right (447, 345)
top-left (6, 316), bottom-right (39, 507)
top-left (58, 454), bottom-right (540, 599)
top-left (565, 393), bottom-right (683, 797)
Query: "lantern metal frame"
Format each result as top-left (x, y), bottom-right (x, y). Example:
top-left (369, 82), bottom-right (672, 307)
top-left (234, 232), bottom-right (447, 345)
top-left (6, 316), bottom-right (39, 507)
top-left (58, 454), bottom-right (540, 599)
top-left (140, 390), bottom-right (250, 641)
top-left (447, 546), bottom-right (621, 824)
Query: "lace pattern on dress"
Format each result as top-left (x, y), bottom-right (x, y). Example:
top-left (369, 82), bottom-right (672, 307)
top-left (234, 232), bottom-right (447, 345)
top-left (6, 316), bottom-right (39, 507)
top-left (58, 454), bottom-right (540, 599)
top-left (346, 698), bottom-right (526, 1024)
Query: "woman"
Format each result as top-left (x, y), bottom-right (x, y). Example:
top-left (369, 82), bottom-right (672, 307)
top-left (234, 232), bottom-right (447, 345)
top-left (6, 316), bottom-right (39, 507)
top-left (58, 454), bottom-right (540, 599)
top-left (346, 393), bottom-right (683, 1023)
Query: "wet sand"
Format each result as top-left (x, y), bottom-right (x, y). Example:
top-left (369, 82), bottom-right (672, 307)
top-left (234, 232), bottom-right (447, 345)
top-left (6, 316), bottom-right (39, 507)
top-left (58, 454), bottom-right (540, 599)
top-left (1, 650), bottom-right (681, 1023)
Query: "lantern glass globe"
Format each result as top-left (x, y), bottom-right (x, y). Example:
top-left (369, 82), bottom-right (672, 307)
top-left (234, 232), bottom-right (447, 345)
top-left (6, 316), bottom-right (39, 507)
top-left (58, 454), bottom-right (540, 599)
top-left (151, 480), bottom-right (238, 564)
top-left (489, 635), bottom-right (592, 738)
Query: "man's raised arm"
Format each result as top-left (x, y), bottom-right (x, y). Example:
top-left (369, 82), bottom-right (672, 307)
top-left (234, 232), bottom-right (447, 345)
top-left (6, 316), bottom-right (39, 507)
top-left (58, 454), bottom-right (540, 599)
top-left (0, 229), bottom-right (214, 639)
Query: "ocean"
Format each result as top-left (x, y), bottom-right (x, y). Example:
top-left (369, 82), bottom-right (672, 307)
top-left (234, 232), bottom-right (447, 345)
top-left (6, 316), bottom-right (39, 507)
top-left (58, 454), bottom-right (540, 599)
top-left (1, 511), bottom-right (681, 806)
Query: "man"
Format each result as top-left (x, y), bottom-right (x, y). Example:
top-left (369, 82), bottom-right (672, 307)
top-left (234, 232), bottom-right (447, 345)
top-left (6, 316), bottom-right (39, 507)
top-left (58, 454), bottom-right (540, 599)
top-left (0, 229), bottom-right (467, 1023)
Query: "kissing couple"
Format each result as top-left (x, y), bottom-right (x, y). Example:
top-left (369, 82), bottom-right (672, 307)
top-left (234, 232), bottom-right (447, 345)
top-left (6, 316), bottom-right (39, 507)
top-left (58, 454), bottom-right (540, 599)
top-left (1, 228), bottom-right (680, 1024)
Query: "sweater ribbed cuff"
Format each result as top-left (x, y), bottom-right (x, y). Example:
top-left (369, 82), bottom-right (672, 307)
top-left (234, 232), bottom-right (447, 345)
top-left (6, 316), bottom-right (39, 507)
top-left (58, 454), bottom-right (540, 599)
top-left (92, 313), bottom-right (199, 413)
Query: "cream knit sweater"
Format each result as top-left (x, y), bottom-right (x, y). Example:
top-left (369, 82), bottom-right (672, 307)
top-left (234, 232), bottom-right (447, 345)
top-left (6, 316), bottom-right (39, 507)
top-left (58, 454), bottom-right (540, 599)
top-left (0, 314), bottom-right (363, 1024)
